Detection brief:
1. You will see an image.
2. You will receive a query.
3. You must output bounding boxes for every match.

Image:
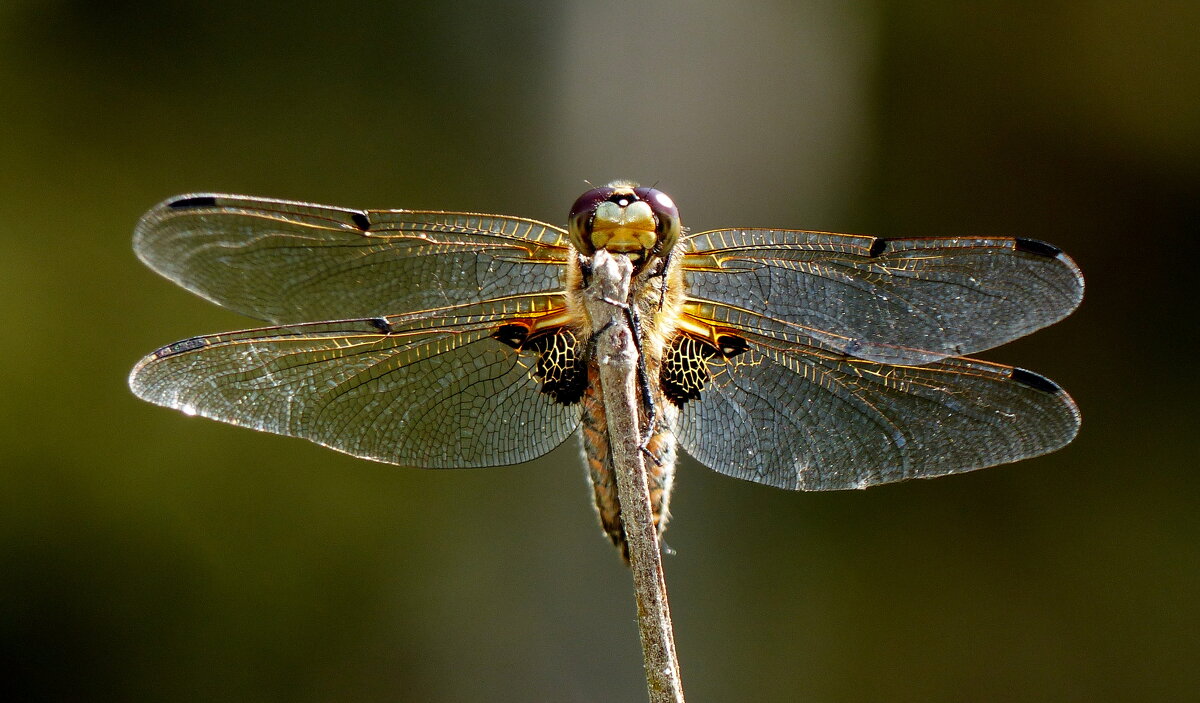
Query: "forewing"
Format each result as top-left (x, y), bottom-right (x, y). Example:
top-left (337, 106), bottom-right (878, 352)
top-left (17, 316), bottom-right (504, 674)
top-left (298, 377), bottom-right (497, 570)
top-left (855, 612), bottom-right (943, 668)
top-left (134, 194), bottom-right (571, 324)
top-left (129, 296), bottom-right (579, 468)
top-left (677, 337), bottom-right (1080, 490)
top-left (683, 230), bottom-right (1084, 364)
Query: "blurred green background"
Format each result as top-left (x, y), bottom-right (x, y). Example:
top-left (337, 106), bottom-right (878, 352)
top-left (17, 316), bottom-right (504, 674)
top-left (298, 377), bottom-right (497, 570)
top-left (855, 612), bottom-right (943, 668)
top-left (2, 1), bottom-right (1196, 701)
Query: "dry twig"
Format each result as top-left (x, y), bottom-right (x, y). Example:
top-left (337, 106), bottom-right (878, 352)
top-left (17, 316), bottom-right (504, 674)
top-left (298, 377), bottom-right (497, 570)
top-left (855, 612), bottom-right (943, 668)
top-left (583, 250), bottom-right (685, 703)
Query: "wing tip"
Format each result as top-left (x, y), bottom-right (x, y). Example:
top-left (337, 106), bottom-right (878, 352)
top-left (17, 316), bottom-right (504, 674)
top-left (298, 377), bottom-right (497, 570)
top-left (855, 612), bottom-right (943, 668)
top-left (133, 193), bottom-right (222, 264)
top-left (1009, 366), bottom-right (1082, 443)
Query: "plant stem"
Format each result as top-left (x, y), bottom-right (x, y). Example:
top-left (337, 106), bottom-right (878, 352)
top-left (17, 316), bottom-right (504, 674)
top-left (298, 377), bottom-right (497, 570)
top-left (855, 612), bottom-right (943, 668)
top-left (584, 249), bottom-right (685, 703)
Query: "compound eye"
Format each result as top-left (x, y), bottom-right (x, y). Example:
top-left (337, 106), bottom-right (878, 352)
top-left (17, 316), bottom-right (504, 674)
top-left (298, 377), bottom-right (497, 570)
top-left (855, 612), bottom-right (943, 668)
top-left (567, 187), bottom-right (614, 254)
top-left (633, 187), bottom-right (681, 254)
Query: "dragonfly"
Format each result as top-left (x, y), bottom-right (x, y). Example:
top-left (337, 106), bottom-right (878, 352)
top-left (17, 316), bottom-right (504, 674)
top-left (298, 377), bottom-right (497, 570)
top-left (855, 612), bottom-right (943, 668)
top-left (129, 182), bottom-right (1083, 560)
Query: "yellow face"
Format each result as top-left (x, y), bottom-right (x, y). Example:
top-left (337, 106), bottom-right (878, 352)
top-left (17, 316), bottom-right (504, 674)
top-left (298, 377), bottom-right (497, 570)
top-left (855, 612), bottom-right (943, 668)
top-left (590, 198), bottom-right (658, 253)
top-left (567, 182), bottom-right (681, 261)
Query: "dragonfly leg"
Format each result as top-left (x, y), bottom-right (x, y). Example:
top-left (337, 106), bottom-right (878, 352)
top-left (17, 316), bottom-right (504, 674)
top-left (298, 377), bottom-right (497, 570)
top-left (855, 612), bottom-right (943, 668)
top-left (651, 250), bottom-right (676, 312)
top-left (625, 304), bottom-right (664, 467)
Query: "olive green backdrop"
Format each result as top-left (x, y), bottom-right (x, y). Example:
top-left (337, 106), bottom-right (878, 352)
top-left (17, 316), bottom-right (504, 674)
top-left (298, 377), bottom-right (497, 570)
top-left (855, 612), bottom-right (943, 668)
top-left (2, 1), bottom-right (1196, 701)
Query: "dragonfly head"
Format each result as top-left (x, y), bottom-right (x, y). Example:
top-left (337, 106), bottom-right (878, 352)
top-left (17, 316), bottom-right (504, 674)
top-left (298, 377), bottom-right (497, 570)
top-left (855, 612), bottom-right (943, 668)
top-left (568, 182), bottom-right (681, 263)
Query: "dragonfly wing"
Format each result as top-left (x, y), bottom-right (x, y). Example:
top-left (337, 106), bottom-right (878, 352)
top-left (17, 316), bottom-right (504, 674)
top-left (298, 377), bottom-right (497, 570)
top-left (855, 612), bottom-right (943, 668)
top-left (134, 194), bottom-right (571, 324)
top-left (676, 339), bottom-right (1080, 490)
top-left (683, 230), bottom-right (1084, 364)
top-left (129, 297), bottom-right (579, 468)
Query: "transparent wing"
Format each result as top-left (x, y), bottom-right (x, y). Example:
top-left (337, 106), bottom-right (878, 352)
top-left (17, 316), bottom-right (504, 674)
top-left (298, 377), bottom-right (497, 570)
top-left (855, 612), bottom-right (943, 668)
top-left (677, 337), bottom-right (1080, 490)
top-left (682, 229), bottom-right (1084, 365)
top-left (129, 295), bottom-right (579, 468)
top-left (133, 193), bottom-right (572, 324)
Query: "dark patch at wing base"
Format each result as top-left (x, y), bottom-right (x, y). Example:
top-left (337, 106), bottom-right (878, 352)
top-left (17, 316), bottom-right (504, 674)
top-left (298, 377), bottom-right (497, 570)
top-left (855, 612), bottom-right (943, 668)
top-left (492, 323), bottom-right (531, 349)
top-left (527, 331), bottom-right (587, 405)
top-left (662, 335), bottom-right (719, 404)
top-left (491, 324), bottom-right (586, 404)
top-left (662, 333), bottom-right (751, 405)
top-left (716, 335), bottom-right (749, 357)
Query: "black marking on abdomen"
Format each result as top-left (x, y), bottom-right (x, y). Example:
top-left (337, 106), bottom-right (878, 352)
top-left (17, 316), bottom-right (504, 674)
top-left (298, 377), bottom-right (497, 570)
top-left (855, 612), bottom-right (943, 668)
top-left (1011, 367), bottom-right (1061, 394)
top-left (169, 196), bottom-right (217, 210)
top-left (1014, 238), bottom-right (1062, 258)
top-left (153, 336), bottom-right (208, 358)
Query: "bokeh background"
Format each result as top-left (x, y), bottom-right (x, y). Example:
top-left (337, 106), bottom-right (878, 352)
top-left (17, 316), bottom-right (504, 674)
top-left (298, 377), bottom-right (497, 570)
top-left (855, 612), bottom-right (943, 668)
top-left (2, 1), bottom-right (1196, 701)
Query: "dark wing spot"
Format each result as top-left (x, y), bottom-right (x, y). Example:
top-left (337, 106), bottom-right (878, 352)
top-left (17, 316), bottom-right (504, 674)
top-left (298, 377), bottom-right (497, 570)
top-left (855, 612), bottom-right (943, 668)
top-left (351, 212), bottom-right (371, 231)
top-left (168, 196), bottom-right (218, 210)
top-left (715, 334), bottom-right (749, 357)
top-left (492, 323), bottom-right (530, 349)
top-left (1014, 238), bottom-right (1063, 258)
top-left (153, 336), bottom-right (209, 359)
top-left (1011, 367), bottom-right (1062, 394)
top-left (868, 237), bottom-right (887, 257)
top-left (368, 317), bottom-right (393, 334)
